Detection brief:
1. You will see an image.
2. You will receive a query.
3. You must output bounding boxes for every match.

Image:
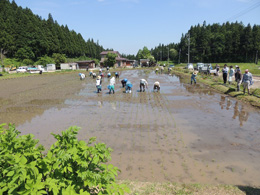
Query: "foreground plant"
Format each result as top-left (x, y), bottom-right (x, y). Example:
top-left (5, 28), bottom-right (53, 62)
top-left (0, 123), bottom-right (129, 194)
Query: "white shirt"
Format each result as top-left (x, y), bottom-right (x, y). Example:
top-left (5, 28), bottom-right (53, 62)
top-left (140, 79), bottom-right (148, 86)
top-left (154, 81), bottom-right (160, 87)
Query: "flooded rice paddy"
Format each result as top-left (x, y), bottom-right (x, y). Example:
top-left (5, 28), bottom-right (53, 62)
top-left (0, 70), bottom-right (260, 187)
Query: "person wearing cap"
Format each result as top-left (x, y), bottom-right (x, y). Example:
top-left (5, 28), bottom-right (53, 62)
top-left (121, 78), bottom-right (127, 87)
top-left (242, 69), bottom-right (253, 95)
top-left (160, 66), bottom-right (164, 74)
top-left (96, 75), bottom-right (102, 93)
top-left (222, 64), bottom-right (229, 84)
top-left (92, 72), bottom-right (96, 79)
top-left (235, 68), bottom-right (242, 91)
top-left (235, 65), bottom-right (240, 73)
top-left (140, 79), bottom-right (148, 92)
top-left (79, 73), bottom-right (85, 80)
top-left (108, 76), bottom-right (115, 94)
top-left (191, 71), bottom-right (198, 85)
top-left (125, 80), bottom-right (133, 93)
top-left (115, 72), bottom-right (119, 78)
top-left (228, 66), bottom-right (234, 84)
top-left (153, 81), bottom-right (160, 91)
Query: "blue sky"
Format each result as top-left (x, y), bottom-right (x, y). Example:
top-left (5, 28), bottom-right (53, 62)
top-left (17, 0), bottom-right (260, 55)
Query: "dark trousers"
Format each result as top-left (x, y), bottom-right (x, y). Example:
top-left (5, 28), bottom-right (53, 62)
top-left (154, 85), bottom-right (160, 91)
top-left (223, 73), bottom-right (227, 84)
top-left (140, 83), bottom-right (145, 92)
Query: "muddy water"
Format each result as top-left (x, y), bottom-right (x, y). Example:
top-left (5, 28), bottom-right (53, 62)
top-left (1, 70), bottom-right (260, 187)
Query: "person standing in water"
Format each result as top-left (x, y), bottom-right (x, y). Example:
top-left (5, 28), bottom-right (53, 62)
top-left (153, 81), bottom-right (160, 92)
top-left (121, 78), bottom-right (127, 87)
top-left (108, 76), bottom-right (115, 94)
top-left (96, 76), bottom-right (102, 93)
top-left (140, 78), bottom-right (148, 92)
top-left (125, 80), bottom-right (133, 93)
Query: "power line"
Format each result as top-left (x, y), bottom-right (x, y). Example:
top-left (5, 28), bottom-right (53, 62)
top-left (225, 1), bottom-right (260, 22)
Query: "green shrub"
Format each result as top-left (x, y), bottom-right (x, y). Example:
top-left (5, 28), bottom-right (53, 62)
top-left (0, 124), bottom-right (129, 195)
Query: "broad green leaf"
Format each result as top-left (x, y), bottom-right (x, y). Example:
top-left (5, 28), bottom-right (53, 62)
top-left (7, 171), bottom-right (14, 177)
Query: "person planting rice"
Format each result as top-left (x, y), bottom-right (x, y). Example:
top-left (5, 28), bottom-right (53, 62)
top-left (153, 81), bottom-right (160, 92)
top-left (79, 73), bottom-right (85, 80)
top-left (108, 76), bottom-right (115, 94)
top-left (92, 72), bottom-right (96, 79)
top-left (107, 72), bottom-right (111, 78)
top-left (191, 71), bottom-right (197, 84)
top-left (160, 66), bottom-right (164, 74)
top-left (140, 78), bottom-right (148, 92)
top-left (115, 72), bottom-right (119, 78)
top-left (125, 80), bottom-right (133, 93)
top-left (89, 70), bottom-right (93, 76)
top-left (96, 76), bottom-right (102, 93)
top-left (121, 78), bottom-right (128, 87)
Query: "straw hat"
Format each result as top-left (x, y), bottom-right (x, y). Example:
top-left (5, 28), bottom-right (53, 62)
top-left (97, 76), bottom-right (101, 79)
top-left (193, 71), bottom-right (198, 75)
top-left (245, 69), bottom-right (249, 73)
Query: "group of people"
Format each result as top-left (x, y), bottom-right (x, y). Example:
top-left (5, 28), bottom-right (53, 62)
top-left (190, 64), bottom-right (254, 95)
top-left (222, 64), bottom-right (253, 94)
top-left (81, 71), bottom-right (160, 94)
top-left (121, 78), bottom-right (160, 93)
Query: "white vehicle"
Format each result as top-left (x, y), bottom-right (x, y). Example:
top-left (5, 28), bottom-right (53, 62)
top-left (186, 63), bottom-right (194, 70)
top-left (16, 67), bottom-right (27, 73)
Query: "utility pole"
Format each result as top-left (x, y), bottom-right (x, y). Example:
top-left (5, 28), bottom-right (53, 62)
top-left (187, 33), bottom-right (190, 64)
top-left (178, 48), bottom-right (181, 64)
top-left (256, 50), bottom-right (258, 64)
top-left (160, 51), bottom-right (162, 62)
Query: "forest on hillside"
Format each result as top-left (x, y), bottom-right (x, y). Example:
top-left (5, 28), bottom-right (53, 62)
top-left (0, 0), bottom-right (105, 64)
top-left (151, 21), bottom-right (260, 64)
top-left (0, 0), bottom-right (259, 65)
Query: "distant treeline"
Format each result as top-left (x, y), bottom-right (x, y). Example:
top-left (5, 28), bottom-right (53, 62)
top-left (151, 21), bottom-right (260, 64)
top-left (0, 0), bottom-right (105, 62)
top-left (1, 0), bottom-right (260, 64)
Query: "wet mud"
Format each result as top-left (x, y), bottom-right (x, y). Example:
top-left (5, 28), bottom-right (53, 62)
top-left (1, 70), bottom-right (260, 187)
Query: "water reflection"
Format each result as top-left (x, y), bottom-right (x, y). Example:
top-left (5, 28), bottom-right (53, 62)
top-left (220, 96), bottom-right (249, 126)
top-left (97, 101), bottom-right (103, 108)
top-left (232, 101), bottom-right (249, 127)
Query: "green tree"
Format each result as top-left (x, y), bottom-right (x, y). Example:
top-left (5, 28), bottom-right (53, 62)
top-left (104, 52), bottom-right (117, 67)
top-left (52, 53), bottom-right (66, 68)
top-left (35, 55), bottom-right (54, 66)
top-left (15, 47), bottom-right (35, 61)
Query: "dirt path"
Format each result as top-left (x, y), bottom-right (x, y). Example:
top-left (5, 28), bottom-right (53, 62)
top-left (0, 70), bottom-right (260, 187)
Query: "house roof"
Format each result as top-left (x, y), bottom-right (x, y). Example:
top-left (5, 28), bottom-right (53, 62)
top-left (76, 60), bottom-right (95, 63)
top-left (100, 51), bottom-right (120, 55)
